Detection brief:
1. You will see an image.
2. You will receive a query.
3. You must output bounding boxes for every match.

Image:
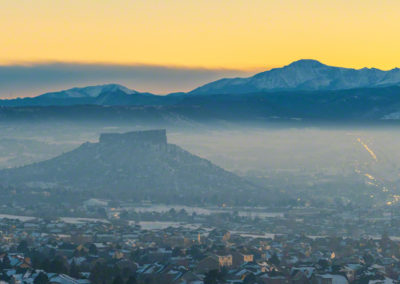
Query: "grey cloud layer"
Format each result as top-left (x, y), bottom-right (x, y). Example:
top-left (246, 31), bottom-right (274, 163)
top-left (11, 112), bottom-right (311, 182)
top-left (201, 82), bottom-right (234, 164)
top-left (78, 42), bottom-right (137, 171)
top-left (0, 63), bottom-right (253, 98)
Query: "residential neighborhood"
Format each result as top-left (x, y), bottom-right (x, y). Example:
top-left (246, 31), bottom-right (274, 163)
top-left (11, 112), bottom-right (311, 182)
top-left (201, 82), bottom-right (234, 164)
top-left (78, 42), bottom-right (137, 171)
top-left (0, 201), bottom-right (400, 284)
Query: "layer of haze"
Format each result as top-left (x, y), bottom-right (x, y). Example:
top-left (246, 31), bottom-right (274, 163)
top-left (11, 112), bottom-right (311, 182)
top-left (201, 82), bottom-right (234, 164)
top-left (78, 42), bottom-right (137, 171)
top-left (1, 123), bottom-right (400, 206)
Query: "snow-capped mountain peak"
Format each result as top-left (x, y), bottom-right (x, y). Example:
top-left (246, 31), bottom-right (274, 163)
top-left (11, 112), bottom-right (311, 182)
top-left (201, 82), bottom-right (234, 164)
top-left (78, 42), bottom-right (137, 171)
top-left (39, 84), bottom-right (138, 99)
top-left (285, 59), bottom-right (327, 68)
top-left (190, 59), bottom-right (400, 95)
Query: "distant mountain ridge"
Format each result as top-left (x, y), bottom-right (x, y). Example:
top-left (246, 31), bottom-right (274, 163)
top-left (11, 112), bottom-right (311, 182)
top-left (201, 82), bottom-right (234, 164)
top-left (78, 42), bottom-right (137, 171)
top-left (1, 60), bottom-right (400, 122)
top-left (1, 86), bottom-right (400, 123)
top-left (2, 60), bottom-right (400, 105)
top-left (40, 84), bottom-right (139, 98)
top-left (0, 84), bottom-right (170, 107)
top-left (189, 59), bottom-right (400, 94)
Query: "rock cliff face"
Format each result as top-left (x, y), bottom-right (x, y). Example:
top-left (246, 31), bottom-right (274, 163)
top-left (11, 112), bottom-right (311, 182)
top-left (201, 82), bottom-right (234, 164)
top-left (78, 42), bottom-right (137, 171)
top-left (99, 129), bottom-right (167, 146)
top-left (0, 130), bottom-right (260, 204)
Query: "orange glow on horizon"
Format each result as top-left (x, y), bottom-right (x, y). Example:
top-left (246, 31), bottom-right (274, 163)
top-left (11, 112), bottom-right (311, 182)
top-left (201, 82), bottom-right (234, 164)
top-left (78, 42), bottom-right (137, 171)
top-left (1, 0), bottom-right (400, 70)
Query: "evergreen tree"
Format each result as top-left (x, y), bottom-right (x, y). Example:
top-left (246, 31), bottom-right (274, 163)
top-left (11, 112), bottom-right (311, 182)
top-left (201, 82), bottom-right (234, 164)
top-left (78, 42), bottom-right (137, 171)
top-left (17, 240), bottom-right (29, 254)
top-left (126, 275), bottom-right (137, 284)
top-left (69, 260), bottom-right (80, 278)
top-left (204, 269), bottom-right (224, 284)
top-left (1, 254), bottom-right (11, 269)
top-left (244, 273), bottom-right (256, 284)
top-left (90, 262), bottom-right (113, 284)
top-left (0, 269), bottom-right (11, 282)
top-left (89, 244), bottom-right (98, 255)
top-left (269, 253), bottom-right (280, 266)
top-left (41, 258), bottom-right (51, 272)
top-left (34, 272), bottom-right (49, 284)
top-left (49, 257), bottom-right (68, 274)
top-left (112, 275), bottom-right (124, 284)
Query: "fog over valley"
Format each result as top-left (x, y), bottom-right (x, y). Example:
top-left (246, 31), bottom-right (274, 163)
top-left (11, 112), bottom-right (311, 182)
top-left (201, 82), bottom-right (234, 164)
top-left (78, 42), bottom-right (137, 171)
top-left (1, 121), bottom-right (400, 208)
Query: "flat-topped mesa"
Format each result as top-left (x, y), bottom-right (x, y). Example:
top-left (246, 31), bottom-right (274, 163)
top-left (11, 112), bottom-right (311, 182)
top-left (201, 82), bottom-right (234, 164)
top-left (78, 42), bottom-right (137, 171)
top-left (99, 129), bottom-right (167, 146)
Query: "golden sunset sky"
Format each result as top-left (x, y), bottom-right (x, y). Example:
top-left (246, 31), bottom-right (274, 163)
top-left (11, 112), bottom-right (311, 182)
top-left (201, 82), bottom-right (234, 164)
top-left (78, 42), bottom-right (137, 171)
top-left (1, 0), bottom-right (400, 71)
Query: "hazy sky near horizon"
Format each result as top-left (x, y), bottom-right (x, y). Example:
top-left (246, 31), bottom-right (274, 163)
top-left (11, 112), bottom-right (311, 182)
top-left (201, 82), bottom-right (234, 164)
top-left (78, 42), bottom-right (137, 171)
top-left (1, 0), bottom-right (400, 97)
top-left (0, 63), bottom-right (252, 98)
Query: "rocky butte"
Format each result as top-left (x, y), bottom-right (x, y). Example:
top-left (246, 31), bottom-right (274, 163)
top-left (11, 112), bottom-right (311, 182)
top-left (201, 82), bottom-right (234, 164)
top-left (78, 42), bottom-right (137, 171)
top-left (99, 129), bottom-right (167, 146)
top-left (0, 129), bottom-right (262, 205)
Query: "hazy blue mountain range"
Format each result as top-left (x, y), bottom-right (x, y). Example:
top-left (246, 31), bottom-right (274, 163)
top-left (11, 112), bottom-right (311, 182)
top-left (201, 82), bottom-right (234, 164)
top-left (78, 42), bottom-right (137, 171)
top-left (1, 86), bottom-right (400, 123)
top-left (1, 60), bottom-right (400, 122)
top-left (0, 130), bottom-right (262, 204)
top-left (0, 84), bottom-right (171, 107)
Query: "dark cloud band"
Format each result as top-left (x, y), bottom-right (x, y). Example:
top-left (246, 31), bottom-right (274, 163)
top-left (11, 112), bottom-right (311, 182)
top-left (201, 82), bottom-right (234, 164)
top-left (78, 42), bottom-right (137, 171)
top-left (0, 63), bottom-right (254, 98)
